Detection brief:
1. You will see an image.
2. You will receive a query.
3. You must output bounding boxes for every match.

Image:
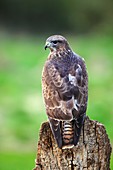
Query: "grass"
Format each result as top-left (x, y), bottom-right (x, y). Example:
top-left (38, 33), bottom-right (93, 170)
top-left (0, 152), bottom-right (35, 170)
top-left (0, 32), bottom-right (113, 169)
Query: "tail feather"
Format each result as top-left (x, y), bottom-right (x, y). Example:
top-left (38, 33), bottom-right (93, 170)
top-left (62, 121), bottom-right (74, 146)
top-left (49, 114), bottom-right (85, 149)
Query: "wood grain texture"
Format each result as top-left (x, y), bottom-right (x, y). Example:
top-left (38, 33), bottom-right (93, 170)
top-left (33, 117), bottom-right (112, 170)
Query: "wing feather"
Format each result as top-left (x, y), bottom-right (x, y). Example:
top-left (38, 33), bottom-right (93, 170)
top-left (49, 118), bottom-right (62, 148)
top-left (42, 55), bottom-right (88, 121)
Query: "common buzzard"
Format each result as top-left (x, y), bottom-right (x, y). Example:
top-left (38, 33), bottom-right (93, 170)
top-left (42, 35), bottom-right (88, 149)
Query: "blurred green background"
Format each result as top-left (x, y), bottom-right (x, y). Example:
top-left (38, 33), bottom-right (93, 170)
top-left (0, 0), bottom-right (113, 169)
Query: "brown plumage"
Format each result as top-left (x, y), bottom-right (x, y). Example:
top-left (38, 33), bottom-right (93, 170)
top-left (42, 35), bottom-right (88, 149)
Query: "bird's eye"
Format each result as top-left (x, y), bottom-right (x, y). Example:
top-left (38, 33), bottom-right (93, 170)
top-left (52, 40), bottom-right (62, 44)
top-left (52, 40), bottom-right (58, 44)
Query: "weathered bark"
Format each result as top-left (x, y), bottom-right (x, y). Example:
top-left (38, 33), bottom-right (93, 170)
top-left (33, 116), bottom-right (112, 170)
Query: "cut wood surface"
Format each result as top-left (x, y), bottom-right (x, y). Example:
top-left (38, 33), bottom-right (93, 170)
top-left (33, 116), bottom-right (112, 170)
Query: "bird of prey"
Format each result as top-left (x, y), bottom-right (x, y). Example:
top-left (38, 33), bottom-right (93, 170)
top-left (42, 35), bottom-right (88, 149)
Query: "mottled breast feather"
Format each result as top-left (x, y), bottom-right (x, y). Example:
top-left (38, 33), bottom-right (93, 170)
top-left (42, 35), bottom-right (88, 149)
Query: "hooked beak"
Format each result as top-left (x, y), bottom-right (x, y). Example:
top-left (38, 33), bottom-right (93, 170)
top-left (44, 41), bottom-right (51, 50)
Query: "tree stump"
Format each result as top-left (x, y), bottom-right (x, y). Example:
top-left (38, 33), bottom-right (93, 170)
top-left (33, 116), bottom-right (112, 170)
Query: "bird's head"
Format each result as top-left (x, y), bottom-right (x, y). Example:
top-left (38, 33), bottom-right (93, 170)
top-left (44, 35), bottom-right (70, 52)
